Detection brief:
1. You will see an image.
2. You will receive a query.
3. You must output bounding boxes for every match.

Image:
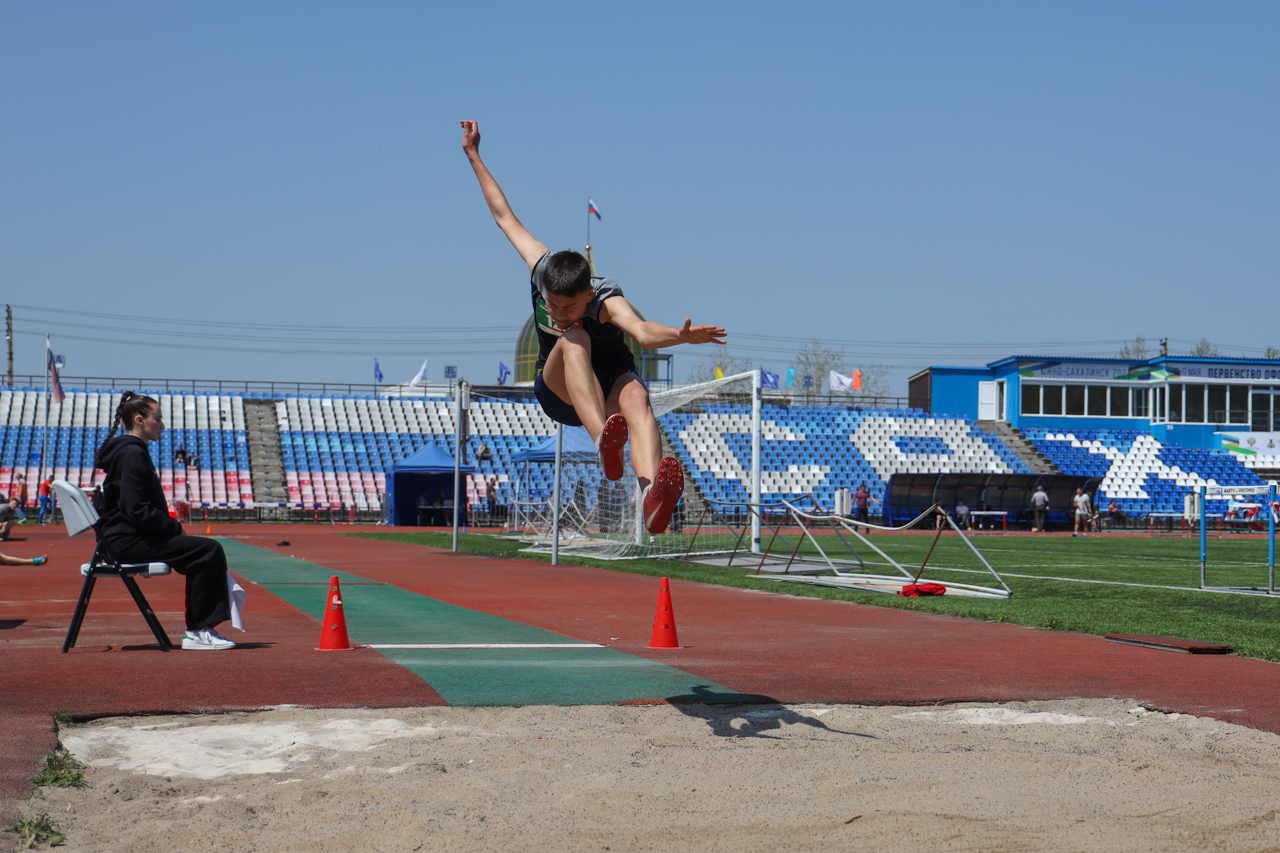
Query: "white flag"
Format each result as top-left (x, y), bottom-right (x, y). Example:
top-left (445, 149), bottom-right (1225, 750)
top-left (829, 370), bottom-right (855, 392)
top-left (409, 358), bottom-right (429, 387)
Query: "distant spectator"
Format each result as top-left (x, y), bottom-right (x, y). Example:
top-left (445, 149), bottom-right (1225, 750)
top-left (187, 453), bottom-right (199, 469)
top-left (852, 483), bottom-right (880, 532)
top-left (0, 498), bottom-right (17, 540)
top-left (954, 499), bottom-right (971, 530)
top-left (935, 505), bottom-right (947, 530)
top-left (486, 477), bottom-right (498, 519)
top-left (1072, 487), bottom-right (1093, 538)
top-left (1031, 485), bottom-right (1049, 532)
top-left (174, 446), bottom-right (187, 466)
top-left (12, 474), bottom-right (27, 522)
top-left (1107, 499), bottom-right (1128, 526)
top-left (38, 477), bottom-right (55, 524)
top-left (476, 441), bottom-right (492, 462)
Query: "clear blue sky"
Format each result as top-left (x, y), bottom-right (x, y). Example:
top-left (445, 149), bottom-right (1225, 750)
top-left (3, 1), bottom-right (1277, 391)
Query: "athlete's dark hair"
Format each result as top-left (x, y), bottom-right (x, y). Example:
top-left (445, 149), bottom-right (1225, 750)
top-left (94, 391), bottom-right (159, 468)
top-left (542, 250), bottom-right (592, 297)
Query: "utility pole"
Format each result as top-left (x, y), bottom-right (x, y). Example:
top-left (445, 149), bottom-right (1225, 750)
top-left (5, 305), bottom-right (12, 386)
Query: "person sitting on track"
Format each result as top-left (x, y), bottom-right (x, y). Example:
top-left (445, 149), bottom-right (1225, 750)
top-left (95, 391), bottom-right (239, 651)
top-left (1, 551), bottom-right (48, 566)
top-left (0, 497), bottom-right (18, 541)
top-left (461, 119), bottom-right (726, 533)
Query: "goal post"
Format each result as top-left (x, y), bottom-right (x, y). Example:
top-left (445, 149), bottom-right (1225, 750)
top-left (522, 371), bottom-right (763, 561)
top-left (1200, 484), bottom-right (1277, 593)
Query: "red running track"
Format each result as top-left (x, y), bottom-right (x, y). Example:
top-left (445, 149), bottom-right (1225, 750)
top-left (5, 522), bottom-right (1280, 825)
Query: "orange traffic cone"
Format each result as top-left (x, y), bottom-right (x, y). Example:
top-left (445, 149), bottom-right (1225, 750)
top-left (316, 575), bottom-right (354, 651)
top-left (648, 577), bottom-right (680, 649)
top-left (205, 525), bottom-right (212, 534)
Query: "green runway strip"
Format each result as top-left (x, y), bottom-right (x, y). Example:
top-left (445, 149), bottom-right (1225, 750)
top-left (222, 540), bottom-right (750, 706)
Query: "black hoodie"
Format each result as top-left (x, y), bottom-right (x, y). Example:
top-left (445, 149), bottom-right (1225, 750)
top-left (96, 435), bottom-right (183, 544)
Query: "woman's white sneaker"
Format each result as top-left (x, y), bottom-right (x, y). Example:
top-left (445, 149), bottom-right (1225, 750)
top-left (182, 627), bottom-right (236, 650)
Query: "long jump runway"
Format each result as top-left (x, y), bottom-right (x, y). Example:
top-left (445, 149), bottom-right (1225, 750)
top-left (5, 523), bottom-right (1280, 823)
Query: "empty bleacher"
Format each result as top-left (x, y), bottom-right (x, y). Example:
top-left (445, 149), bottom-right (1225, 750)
top-left (661, 404), bottom-right (1031, 511)
top-left (1022, 427), bottom-right (1269, 516)
top-left (14, 385), bottom-right (1269, 526)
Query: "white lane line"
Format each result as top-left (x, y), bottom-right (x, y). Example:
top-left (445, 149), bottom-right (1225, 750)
top-left (367, 643), bottom-right (606, 649)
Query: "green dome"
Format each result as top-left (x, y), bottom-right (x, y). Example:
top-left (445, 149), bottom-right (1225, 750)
top-left (515, 301), bottom-right (654, 384)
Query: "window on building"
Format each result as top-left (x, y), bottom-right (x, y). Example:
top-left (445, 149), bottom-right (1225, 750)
top-left (1253, 391), bottom-right (1271, 432)
top-left (1228, 385), bottom-right (1249, 424)
top-left (1185, 384), bottom-right (1205, 423)
top-left (1133, 387), bottom-right (1149, 418)
top-left (1066, 385), bottom-right (1085, 416)
top-left (1273, 391), bottom-right (1280, 432)
top-left (1086, 385), bottom-right (1107, 416)
top-left (1208, 385), bottom-right (1227, 425)
top-left (1021, 384), bottom-right (1041, 416)
top-left (1043, 385), bottom-right (1063, 415)
top-left (1110, 386), bottom-right (1129, 418)
top-left (1168, 384), bottom-right (1183, 422)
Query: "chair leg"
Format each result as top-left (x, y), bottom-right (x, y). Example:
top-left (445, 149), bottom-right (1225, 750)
top-left (120, 575), bottom-right (173, 652)
top-left (62, 573), bottom-right (99, 653)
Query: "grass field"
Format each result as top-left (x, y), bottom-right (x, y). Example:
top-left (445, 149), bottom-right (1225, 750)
top-left (349, 529), bottom-right (1280, 662)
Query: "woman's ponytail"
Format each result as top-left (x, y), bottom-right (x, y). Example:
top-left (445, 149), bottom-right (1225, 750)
top-left (94, 391), bottom-right (157, 469)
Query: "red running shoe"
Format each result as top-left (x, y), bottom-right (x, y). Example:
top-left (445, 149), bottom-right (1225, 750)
top-left (643, 456), bottom-right (684, 534)
top-left (597, 413), bottom-right (629, 481)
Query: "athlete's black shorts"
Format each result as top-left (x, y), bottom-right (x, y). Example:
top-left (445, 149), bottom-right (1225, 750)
top-left (534, 362), bottom-right (639, 427)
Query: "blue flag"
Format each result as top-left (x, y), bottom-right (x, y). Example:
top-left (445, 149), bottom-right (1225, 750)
top-left (761, 369), bottom-right (779, 390)
top-left (374, 358), bottom-right (383, 384)
top-left (498, 362), bottom-right (512, 385)
top-left (786, 367), bottom-right (795, 388)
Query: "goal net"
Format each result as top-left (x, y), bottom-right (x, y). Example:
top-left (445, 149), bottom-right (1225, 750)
top-left (519, 371), bottom-right (761, 560)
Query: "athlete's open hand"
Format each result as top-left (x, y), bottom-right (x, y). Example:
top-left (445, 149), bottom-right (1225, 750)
top-left (460, 120), bottom-right (481, 154)
top-left (677, 319), bottom-right (727, 345)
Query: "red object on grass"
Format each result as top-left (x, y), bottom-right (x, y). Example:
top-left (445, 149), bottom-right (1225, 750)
top-left (899, 583), bottom-right (947, 597)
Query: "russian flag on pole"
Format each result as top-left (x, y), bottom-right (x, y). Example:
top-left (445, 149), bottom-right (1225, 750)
top-left (45, 336), bottom-right (64, 404)
top-left (588, 197), bottom-right (602, 221)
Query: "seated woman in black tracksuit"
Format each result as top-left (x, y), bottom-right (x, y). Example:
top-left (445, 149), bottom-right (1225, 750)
top-left (95, 391), bottom-right (238, 650)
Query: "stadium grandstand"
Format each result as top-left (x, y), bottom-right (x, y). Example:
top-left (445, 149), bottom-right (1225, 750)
top-left (2, 352), bottom-right (1276, 532)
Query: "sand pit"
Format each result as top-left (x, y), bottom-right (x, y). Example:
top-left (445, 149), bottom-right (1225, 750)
top-left (16, 699), bottom-right (1280, 852)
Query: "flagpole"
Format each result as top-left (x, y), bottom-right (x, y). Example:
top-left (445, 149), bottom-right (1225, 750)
top-left (586, 195), bottom-right (591, 249)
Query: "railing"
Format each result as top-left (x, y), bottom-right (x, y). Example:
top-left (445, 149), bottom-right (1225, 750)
top-left (3, 373), bottom-right (909, 408)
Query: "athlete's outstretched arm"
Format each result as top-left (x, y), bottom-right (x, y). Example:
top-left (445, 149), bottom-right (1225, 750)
top-left (601, 297), bottom-right (727, 350)
top-left (460, 120), bottom-right (547, 273)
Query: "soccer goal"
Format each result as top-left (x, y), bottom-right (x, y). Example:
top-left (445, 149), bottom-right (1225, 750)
top-left (1199, 484), bottom-right (1277, 595)
top-left (519, 370), bottom-right (767, 561)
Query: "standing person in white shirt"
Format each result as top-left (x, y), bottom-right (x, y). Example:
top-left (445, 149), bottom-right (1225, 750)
top-left (1072, 487), bottom-right (1093, 538)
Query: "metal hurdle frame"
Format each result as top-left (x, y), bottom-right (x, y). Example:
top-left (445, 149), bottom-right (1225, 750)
top-left (1200, 484), bottom-right (1277, 595)
top-left (967, 510), bottom-right (1007, 535)
top-left (764, 501), bottom-right (1012, 598)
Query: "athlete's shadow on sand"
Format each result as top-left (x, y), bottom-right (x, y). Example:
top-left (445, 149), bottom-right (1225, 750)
top-left (666, 685), bottom-right (876, 740)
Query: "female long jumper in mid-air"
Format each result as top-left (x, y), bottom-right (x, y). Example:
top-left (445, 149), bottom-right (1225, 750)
top-left (460, 119), bottom-right (726, 534)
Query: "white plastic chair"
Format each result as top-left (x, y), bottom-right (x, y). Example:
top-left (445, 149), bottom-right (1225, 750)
top-left (52, 480), bottom-right (173, 653)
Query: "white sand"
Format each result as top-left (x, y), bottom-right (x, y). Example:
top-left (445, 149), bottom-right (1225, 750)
top-left (17, 699), bottom-right (1280, 852)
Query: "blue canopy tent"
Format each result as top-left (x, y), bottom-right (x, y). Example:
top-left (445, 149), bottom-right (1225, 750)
top-left (386, 443), bottom-right (478, 526)
top-left (509, 426), bottom-right (599, 464)
top-left (508, 427), bottom-right (601, 533)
